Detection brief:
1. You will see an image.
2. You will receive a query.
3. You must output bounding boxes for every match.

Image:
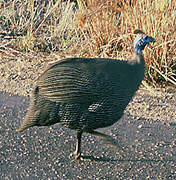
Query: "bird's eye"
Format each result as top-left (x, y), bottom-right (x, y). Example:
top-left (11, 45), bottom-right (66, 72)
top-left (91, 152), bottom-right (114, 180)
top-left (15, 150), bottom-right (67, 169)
top-left (144, 35), bottom-right (148, 40)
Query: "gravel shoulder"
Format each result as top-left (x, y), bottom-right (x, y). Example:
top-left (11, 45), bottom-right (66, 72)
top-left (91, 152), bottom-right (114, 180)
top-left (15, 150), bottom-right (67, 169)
top-left (0, 59), bottom-right (176, 179)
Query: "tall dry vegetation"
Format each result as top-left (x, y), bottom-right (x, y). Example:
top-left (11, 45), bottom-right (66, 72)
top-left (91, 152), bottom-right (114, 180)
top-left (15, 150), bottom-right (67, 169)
top-left (74, 0), bottom-right (121, 57)
top-left (74, 0), bottom-right (176, 86)
top-left (119, 0), bottom-right (176, 86)
top-left (0, 0), bottom-right (175, 87)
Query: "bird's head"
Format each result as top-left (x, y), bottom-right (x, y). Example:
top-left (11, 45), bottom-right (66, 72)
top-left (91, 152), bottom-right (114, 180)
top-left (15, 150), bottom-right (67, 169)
top-left (134, 29), bottom-right (156, 54)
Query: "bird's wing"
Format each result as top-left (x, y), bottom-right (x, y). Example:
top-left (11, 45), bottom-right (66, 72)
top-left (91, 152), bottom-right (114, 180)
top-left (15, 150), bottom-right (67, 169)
top-left (37, 58), bottom-right (125, 104)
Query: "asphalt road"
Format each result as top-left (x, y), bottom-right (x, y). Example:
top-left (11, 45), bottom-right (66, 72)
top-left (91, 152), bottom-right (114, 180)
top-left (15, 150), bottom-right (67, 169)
top-left (0, 91), bottom-right (176, 179)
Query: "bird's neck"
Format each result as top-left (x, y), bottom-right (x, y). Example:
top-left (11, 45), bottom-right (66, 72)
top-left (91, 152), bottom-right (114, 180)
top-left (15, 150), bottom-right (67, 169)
top-left (133, 52), bottom-right (145, 66)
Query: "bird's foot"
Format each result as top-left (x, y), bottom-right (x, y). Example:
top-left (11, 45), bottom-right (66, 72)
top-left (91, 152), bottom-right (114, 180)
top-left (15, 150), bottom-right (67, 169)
top-left (69, 151), bottom-right (83, 160)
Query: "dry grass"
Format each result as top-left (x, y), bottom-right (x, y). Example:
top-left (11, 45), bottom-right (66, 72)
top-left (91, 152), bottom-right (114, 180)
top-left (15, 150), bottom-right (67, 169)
top-left (119, 0), bottom-right (176, 86)
top-left (0, 0), bottom-right (175, 88)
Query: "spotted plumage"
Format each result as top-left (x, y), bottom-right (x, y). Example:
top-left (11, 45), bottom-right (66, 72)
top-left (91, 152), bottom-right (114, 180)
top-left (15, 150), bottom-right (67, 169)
top-left (17, 30), bottom-right (156, 159)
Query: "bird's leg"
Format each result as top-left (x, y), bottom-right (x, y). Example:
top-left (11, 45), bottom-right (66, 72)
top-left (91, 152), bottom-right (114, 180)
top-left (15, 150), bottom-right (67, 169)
top-left (87, 130), bottom-right (110, 139)
top-left (73, 131), bottom-right (83, 160)
top-left (87, 130), bottom-right (118, 147)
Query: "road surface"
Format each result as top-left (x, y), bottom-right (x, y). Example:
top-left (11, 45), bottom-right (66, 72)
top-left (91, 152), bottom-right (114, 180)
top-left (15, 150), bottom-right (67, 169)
top-left (0, 91), bottom-right (176, 179)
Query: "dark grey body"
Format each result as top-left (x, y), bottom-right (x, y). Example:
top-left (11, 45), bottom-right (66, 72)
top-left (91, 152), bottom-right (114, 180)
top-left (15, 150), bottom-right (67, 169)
top-left (17, 31), bottom-right (155, 159)
top-left (18, 57), bottom-right (145, 132)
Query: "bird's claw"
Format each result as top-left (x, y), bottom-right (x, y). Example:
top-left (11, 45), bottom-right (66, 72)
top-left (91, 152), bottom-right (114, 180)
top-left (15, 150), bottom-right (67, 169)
top-left (69, 151), bottom-right (83, 160)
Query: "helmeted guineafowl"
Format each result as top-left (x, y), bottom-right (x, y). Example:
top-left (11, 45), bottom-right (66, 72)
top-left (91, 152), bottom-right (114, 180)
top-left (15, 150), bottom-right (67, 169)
top-left (17, 30), bottom-right (156, 159)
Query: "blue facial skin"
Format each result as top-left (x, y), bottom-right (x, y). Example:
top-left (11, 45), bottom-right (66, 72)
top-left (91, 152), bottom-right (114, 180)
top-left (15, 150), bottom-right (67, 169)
top-left (134, 35), bottom-right (150, 54)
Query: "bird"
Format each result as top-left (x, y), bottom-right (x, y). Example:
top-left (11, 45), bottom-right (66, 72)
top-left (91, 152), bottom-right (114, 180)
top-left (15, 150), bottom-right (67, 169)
top-left (17, 30), bottom-right (156, 160)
